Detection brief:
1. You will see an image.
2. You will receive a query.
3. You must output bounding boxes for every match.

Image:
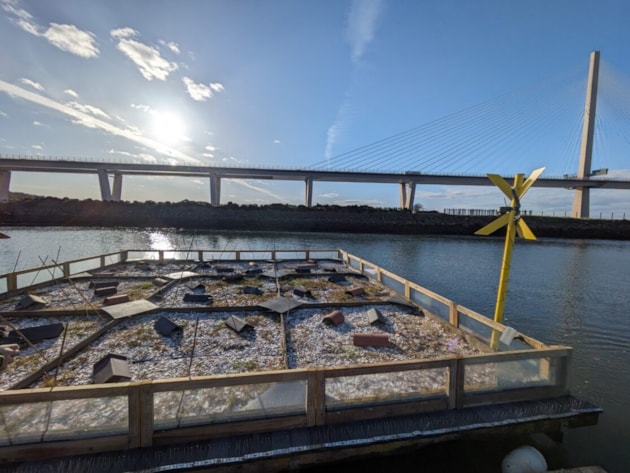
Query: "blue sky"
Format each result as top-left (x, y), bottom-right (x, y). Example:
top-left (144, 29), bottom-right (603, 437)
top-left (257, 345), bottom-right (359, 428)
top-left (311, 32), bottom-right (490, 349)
top-left (1, 0), bottom-right (629, 216)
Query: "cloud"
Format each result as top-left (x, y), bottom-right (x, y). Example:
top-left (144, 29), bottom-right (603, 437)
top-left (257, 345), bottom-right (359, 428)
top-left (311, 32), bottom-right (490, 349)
top-left (111, 28), bottom-right (178, 80)
top-left (31, 144), bottom-right (43, 150)
top-left (205, 145), bottom-right (216, 152)
top-left (43, 23), bottom-right (99, 58)
top-left (273, 139), bottom-right (281, 144)
top-left (324, 1), bottom-right (385, 161)
top-left (3, 1), bottom-right (99, 58)
top-left (66, 101), bottom-right (110, 119)
top-left (32, 120), bottom-right (42, 126)
top-left (0, 110), bottom-right (7, 117)
top-left (159, 40), bottom-right (181, 55)
top-left (324, 100), bottom-right (350, 160)
top-left (320, 192), bottom-right (339, 198)
top-left (131, 103), bottom-right (152, 113)
top-left (19, 78), bottom-right (44, 91)
top-left (0, 79), bottom-right (203, 164)
top-left (182, 77), bottom-right (224, 101)
top-left (64, 89), bottom-right (79, 98)
top-left (2, 0), bottom-right (38, 35)
top-left (346, 0), bottom-right (385, 64)
top-left (232, 179), bottom-right (284, 200)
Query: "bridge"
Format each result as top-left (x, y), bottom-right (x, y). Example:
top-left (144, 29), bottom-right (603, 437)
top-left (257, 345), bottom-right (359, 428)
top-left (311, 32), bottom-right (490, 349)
top-left (1, 51), bottom-right (629, 218)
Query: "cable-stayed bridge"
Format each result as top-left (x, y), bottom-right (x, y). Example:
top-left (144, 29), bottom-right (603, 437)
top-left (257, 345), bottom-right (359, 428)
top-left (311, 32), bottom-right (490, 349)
top-left (1, 52), bottom-right (629, 218)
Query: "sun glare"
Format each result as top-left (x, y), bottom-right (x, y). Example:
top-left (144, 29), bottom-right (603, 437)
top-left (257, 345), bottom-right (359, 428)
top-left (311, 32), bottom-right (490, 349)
top-left (152, 112), bottom-right (186, 144)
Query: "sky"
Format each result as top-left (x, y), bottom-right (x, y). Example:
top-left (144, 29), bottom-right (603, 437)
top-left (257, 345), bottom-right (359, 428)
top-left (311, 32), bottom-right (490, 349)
top-left (1, 0), bottom-right (630, 217)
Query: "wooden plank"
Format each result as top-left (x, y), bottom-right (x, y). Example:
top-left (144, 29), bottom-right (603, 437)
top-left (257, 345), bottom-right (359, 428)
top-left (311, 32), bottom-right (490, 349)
top-left (464, 347), bottom-right (571, 365)
top-left (151, 415), bottom-right (307, 446)
top-left (325, 397), bottom-right (448, 425)
top-left (0, 435), bottom-right (129, 463)
top-left (463, 385), bottom-right (569, 407)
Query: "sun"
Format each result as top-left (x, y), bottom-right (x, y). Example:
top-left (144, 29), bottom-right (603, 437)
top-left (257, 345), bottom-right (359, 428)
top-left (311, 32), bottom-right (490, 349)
top-left (152, 111), bottom-right (186, 144)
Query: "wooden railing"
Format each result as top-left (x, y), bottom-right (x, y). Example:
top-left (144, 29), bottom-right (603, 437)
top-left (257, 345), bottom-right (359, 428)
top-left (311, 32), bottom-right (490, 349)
top-left (0, 249), bottom-right (569, 462)
top-left (0, 347), bottom-right (570, 461)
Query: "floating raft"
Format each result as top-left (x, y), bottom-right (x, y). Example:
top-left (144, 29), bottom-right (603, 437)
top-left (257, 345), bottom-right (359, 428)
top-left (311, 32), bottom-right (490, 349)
top-left (0, 248), bottom-right (601, 471)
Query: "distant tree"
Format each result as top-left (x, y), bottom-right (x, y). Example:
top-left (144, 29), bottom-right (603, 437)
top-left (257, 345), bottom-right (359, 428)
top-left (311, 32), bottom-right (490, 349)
top-left (413, 203), bottom-right (424, 213)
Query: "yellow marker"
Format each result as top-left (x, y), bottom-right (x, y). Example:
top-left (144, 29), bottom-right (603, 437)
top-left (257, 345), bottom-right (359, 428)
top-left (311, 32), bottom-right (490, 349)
top-left (475, 167), bottom-right (545, 349)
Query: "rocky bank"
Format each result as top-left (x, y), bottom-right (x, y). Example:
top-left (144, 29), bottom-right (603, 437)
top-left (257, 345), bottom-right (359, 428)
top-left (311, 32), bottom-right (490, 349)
top-left (1, 197), bottom-right (629, 240)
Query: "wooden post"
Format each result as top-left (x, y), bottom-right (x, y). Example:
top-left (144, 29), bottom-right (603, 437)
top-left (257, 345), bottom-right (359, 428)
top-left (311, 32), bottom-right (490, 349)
top-left (404, 281), bottom-right (411, 299)
top-left (306, 369), bottom-right (326, 426)
top-left (128, 382), bottom-right (142, 448)
top-left (447, 358), bottom-right (465, 409)
top-left (7, 273), bottom-right (17, 292)
top-left (121, 250), bottom-right (128, 263)
top-left (540, 353), bottom-right (570, 390)
top-left (158, 251), bottom-right (164, 263)
top-left (449, 302), bottom-right (459, 327)
top-left (139, 383), bottom-right (154, 447)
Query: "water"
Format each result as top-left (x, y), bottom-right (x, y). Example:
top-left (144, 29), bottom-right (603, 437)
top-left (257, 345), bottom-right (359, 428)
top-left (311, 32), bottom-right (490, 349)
top-left (1, 226), bottom-right (629, 472)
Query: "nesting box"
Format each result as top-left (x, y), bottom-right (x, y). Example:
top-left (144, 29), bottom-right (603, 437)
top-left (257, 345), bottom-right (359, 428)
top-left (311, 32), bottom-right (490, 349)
top-left (93, 354), bottom-right (131, 384)
top-left (225, 315), bottom-right (252, 333)
top-left (243, 286), bottom-right (263, 295)
top-left (183, 293), bottom-right (213, 303)
top-left (293, 287), bottom-right (313, 298)
top-left (353, 333), bottom-right (389, 347)
top-left (15, 294), bottom-right (47, 310)
top-left (345, 287), bottom-right (365, 297)
top-left (328, 274), bottom-right (347, 284)
top-left (103, 294), bottom-right (130, 306)
top-left (89, 280), bottom-right (120, 289)
top-left (322, 310), bottom-right (344, 326)
top-left (94, 286), bottom-right (118, 297)
top-left (367, 308), bottom-right (386, 325)
top-left (152, 278), bottom-right (169, 287)
top-left (154, 316), bottom-right (182, 337)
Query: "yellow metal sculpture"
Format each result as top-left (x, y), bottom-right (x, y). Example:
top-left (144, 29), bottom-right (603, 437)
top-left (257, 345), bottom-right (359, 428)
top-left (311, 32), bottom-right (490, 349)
top-left (475, 167), bottom-right (545, 349)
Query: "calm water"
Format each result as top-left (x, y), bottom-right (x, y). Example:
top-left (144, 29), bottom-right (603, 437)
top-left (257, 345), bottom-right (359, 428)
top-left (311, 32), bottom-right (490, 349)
top-left (0, 227), bottom-right (628, 472)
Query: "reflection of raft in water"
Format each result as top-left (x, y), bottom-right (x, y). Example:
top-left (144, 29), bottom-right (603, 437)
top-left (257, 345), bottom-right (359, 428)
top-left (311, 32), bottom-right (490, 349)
top-left (0, 232), bottom-right (9, 239)
top-left (0, 248), bottom-right (602, 472)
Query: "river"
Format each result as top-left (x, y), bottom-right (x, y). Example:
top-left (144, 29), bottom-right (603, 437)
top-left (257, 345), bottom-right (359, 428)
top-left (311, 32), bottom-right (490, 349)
top-left (0, 226), bottom-right (628, 473)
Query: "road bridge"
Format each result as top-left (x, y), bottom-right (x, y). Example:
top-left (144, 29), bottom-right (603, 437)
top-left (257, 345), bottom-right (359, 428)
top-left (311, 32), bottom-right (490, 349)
top-left (1, 155), bottom-right (629, 214)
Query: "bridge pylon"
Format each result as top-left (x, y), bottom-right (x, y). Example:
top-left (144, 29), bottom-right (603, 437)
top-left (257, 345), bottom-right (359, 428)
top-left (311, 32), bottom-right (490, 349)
top-left (572, 50), bottom-right (600, 219)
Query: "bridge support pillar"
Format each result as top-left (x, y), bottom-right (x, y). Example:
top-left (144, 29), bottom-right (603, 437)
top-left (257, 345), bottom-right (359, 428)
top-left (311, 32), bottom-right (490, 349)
top-left (399, 183), bottom-right (407, 209)
top-left (305, 177), bottom-right (313, 207)
top-left (112, 173), bottom-right (123, 201)
top-left (406, 181), bottom-right (416, 210)
top-left (0, 170), bottom-right (10, 203)
top-left (209, 173), bottom-right (221, 206)
top-left (399, 182), bottom-right (416, 210)
top-left (98, 169), bottom-right (112, 201)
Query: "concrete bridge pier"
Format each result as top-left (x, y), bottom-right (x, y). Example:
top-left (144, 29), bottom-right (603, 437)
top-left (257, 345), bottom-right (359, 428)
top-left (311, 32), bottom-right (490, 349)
top-left (399, 181), bottom-right (416, 210)
top-left (209, 173), bottom-right (221, 206)
top-left (112, 173), bottom-right (123, 201)
top-left (0, 170), bottom-right (10, 202)
top-left (305, 177), bottom-right (313, 207)
top-left (98, 169), bottom-right (112, 201)
top-left (399, 182), bottom-right (407, 209)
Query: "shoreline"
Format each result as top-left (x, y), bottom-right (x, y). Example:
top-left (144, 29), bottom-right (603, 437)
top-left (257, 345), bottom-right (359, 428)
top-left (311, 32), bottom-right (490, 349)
top-left (1, 197), bottom-right (629, 240)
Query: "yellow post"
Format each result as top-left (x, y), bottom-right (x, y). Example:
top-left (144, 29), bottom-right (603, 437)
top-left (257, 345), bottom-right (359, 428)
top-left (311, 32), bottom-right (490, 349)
top-left (475, 169), bottom-right (543, 350)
